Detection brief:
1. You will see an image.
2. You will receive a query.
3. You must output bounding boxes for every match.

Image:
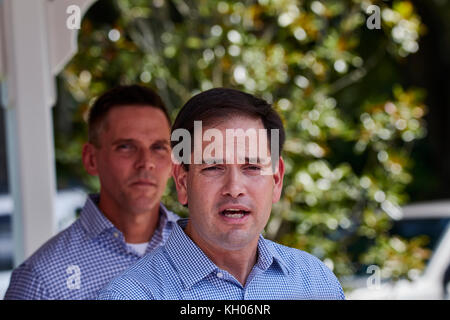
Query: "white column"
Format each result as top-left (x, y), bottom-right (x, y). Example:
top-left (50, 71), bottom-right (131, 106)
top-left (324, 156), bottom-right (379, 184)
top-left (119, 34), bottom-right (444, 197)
top-left (1, 0), bottom-right (57, 265)
top-left (0, 0), bottom-right (97, 265)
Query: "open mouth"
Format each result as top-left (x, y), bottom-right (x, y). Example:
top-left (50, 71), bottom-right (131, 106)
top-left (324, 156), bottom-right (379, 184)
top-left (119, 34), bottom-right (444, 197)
top-left (220, 208), bottom-right (251, 219)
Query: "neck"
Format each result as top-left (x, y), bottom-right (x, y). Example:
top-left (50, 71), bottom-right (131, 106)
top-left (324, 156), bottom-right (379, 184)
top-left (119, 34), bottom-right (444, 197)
top-left (185, 223), bottom-right (259, 286)
top-left (98, 195), bottom-right (160, 244)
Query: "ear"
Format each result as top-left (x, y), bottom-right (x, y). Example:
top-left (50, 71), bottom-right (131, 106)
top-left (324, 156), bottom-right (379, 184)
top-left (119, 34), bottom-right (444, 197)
top-left (172, 163), bottom-right (188, 205)
top-left (272, 156), bottom-right (285, 203)
top-left (82, 143), bottom-right (99, 176)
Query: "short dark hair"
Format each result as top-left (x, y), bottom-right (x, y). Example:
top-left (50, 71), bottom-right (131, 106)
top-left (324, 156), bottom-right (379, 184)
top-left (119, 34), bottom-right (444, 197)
top-left (87, 85), bottom-right (170, 147)
top-left (171, 87), bottom-right (285, 167)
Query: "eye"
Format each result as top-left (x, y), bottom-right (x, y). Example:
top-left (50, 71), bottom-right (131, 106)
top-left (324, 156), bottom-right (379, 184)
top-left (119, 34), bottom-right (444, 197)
top-left (202, 166), bottom-right (222, 171)
top-left (152, 143), bottom-right (170, 152)
top-left (245, 165), bottom-right (261, 171)
top-left (117, 143), bottom-right (134, 151)
top-left (200, 165), bottom-right (225, 175)
top-left (243, 164), bottom-right (263, 175)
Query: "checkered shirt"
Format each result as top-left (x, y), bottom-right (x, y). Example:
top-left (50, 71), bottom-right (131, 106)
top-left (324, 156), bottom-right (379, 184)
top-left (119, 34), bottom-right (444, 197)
top-left (98, 219), bottom-right (345, 300)
top-left (4, 194), bottom-right (180, 300)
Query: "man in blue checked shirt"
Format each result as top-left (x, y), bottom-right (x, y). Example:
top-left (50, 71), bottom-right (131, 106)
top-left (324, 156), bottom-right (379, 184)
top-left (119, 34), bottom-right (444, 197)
top-left (98, 88), bottom-right (345, 300)
top-left (5, 85), bottom-right (180, 299)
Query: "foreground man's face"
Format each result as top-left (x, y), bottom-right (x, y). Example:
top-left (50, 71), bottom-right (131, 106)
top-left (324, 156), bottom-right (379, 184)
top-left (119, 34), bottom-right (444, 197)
top-left (174, 115), bottom-right (285, 251)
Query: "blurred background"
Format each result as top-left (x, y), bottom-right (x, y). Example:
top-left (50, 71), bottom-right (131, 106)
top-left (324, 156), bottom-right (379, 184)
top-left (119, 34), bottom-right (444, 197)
top-left (1, 0), bottom-right (450, 299)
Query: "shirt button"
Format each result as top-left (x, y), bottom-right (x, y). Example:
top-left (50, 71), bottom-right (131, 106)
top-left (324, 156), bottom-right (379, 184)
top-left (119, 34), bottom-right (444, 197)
top-left (217, 272), bottom-right (223, 278)
top-left (113, 232), bottom-right (119, 238)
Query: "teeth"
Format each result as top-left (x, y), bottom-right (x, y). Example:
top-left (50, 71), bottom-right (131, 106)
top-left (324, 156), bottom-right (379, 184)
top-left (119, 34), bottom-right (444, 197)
top-left (224, 212), bottom-right (244, 218)
top-left (222, 209), bottom-right (247, 218)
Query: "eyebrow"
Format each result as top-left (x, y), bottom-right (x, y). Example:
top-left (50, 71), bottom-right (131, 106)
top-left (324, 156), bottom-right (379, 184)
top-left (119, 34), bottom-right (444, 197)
top-left (152, 139), bottom-right (171, 146)
top-left (112, 138), bottom-right (135, 145)
top-left (201, 157), bottom-right (269, 164)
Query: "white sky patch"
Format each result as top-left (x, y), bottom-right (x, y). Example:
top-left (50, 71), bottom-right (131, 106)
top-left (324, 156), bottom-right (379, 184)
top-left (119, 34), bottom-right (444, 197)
top-left (294, 27), bottom-right (307, 41)
top-left (227, 30), bottom-right (242, 43)
top-left (233, 65), bottom-right (247, 84)
top-left (334, 59), bottom-right (348, 73)
top-left (295, 75), bottom-right (309, 88)
top-left (311, 1), bottom-right (326, 15)
top-left (108, 29), bottom-right (120, 42)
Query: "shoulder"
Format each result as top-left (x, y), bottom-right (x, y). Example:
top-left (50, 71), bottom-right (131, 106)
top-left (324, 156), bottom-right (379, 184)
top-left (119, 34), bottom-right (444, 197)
top-left (267, 239), bottom-right (325, 268)
top-left (4, 262), bottom-right (50, 299)
top-left (98, 247), bottom-right (167, 300)
top-left (267, 240), bottom-right (346, 300)
top-left (5, 220), bottom-right (87, 299)
top-left (19, 219), bottom-right (86, 271)
top-left (97, 275), bottom-right (156, 300)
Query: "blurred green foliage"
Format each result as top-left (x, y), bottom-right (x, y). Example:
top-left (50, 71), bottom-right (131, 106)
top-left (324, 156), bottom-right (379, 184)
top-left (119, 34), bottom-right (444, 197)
top-left (56, 0), bottom-right (430, 282)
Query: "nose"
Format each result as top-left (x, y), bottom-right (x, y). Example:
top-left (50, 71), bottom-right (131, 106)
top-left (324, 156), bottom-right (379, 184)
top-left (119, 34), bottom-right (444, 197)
top-left (221, 167), bottom-right (245, 198)
top-left (135, 148), bottom-right (156, 170)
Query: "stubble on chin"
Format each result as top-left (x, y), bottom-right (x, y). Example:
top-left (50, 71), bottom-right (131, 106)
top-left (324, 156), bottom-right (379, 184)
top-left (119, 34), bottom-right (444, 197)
top-left (120, 190), bottom-right (159, 215)
top-left (215, 228), bottom-right (257, 251)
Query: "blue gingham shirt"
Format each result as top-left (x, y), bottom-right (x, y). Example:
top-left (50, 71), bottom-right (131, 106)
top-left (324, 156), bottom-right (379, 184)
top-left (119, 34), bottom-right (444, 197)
top-left (4, 194), bottom-right (180, 300)
top-left (98, 219), bottom-right (345, 300)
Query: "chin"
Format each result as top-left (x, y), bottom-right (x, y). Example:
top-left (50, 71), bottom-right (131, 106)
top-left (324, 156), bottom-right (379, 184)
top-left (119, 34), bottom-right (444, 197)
top-left (130, 199), bottom-right (158, 212)
top-left (219, 231), bottom-right (256, 250)
top-left (132, 190), bottom-right (157, 200)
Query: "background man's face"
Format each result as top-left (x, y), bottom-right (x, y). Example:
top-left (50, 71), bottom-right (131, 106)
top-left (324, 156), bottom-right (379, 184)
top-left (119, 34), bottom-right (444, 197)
top-left (174, 115), bottom-right (284, 251)
top-left (85, 105), bottom-right (172, 214)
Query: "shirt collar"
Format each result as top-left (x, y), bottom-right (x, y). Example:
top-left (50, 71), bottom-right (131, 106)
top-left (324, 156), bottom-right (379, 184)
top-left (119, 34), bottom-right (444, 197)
top-left (159, 202), bottom-right (180, 224)
top-left (255, 234), bottom-right (290, 276)
top-left (79, 194), bottom-right (178, 239)
top-left (79, 194), bottom-right (115, 238)
top-left (164, 218), bottom-right (289, 289)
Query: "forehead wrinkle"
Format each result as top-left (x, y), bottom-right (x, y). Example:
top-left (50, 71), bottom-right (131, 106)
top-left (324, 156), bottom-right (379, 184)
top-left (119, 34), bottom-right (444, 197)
top-left (97, 108), bottom-right (170, 147)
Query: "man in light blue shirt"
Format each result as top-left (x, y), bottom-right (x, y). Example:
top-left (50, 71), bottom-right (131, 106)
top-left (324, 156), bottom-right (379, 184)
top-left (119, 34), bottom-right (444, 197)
top-left (98, 88), bottom-right (345, 300)
top-left (5, 85), bottom-right (179, 299)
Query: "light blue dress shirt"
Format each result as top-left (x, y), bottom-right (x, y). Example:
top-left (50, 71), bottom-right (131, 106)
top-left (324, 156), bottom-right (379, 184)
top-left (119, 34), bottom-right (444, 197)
top-left (4, 194), bottom-right (180, 300)
top-left (98, 219), bottom-right (345, 300)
